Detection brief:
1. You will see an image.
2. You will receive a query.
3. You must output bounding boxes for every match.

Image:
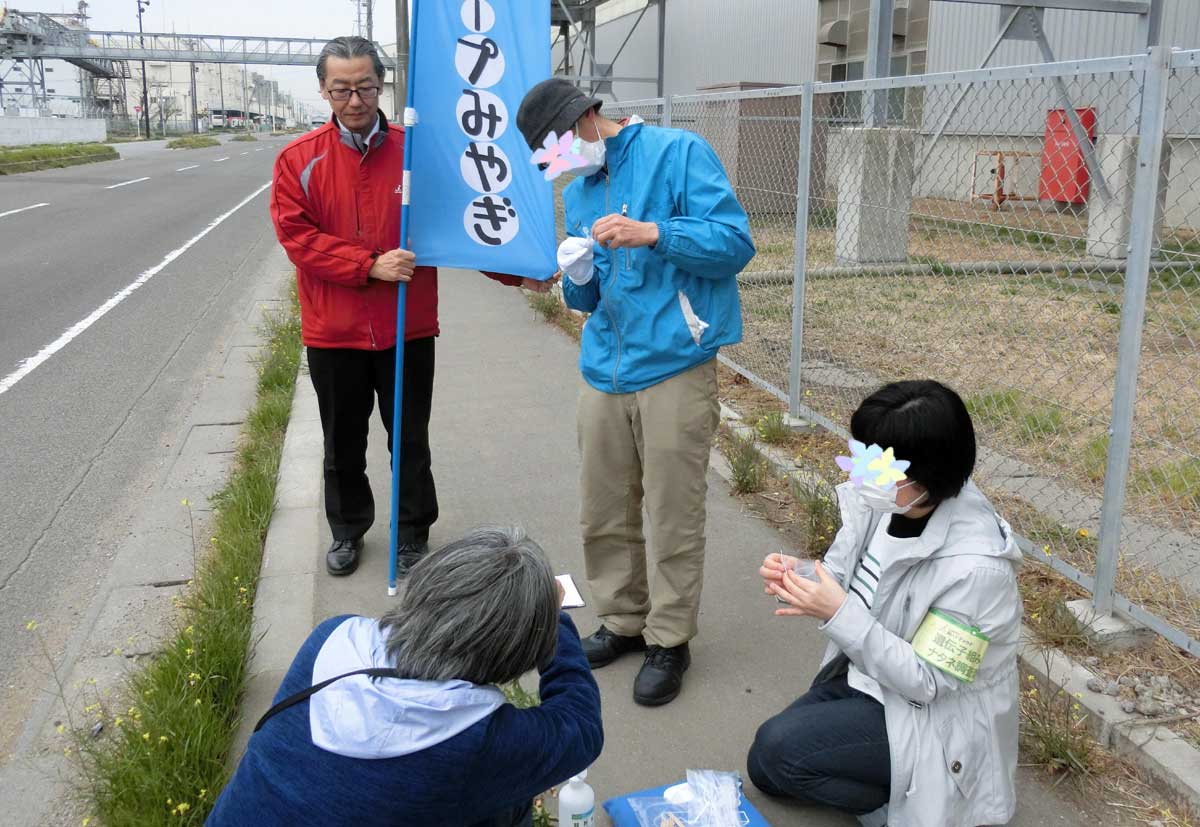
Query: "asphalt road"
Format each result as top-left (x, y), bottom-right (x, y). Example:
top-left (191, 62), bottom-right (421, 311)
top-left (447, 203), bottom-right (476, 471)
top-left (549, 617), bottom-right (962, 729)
top-left (0, 134), bottom-right (290, 757)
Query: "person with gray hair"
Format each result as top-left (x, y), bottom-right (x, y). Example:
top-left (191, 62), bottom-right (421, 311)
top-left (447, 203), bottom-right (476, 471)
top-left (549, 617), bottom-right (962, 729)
top-left (207, 527), bottom-right (603, 827)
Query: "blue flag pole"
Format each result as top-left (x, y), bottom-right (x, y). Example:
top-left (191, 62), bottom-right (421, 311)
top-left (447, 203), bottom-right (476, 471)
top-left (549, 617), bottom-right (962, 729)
top-left (388, 0), bottom-right (421, 597)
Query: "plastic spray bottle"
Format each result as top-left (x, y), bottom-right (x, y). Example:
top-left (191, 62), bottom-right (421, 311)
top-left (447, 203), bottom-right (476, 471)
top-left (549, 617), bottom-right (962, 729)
top-left (557, 769), bottom-right (595, 827)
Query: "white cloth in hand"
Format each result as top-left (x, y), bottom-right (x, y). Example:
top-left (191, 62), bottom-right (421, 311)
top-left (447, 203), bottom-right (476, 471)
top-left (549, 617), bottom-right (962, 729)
top-left (557, 235), bottom-right (595, 286)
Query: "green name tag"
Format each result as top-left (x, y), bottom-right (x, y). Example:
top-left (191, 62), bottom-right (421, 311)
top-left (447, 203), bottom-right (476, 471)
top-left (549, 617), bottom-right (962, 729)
top-left (911, 608), bottom-right (990, 683)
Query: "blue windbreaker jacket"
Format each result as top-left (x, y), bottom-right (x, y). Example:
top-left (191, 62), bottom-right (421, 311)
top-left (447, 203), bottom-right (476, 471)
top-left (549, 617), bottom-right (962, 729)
top-left (561, 122), bottom-right (755, 393)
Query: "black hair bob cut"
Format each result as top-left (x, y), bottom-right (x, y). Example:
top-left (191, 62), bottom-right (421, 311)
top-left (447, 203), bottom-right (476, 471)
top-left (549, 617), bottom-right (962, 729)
top-left (850, 379), bottom-right (976, 504)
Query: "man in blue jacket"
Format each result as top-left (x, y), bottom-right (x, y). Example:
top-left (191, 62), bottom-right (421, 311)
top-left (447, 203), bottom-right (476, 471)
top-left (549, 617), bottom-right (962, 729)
top-left (518, 79), bottom-right (755, 706)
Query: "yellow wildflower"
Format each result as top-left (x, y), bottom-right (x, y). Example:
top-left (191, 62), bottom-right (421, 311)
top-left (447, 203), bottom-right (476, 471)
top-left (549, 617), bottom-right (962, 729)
top-left (25, 620), bottom-right (38, 631)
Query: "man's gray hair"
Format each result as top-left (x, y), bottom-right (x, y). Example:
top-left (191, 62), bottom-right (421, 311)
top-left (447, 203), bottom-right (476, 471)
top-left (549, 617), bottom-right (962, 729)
top-left (316, 35), bottom-right (386, 84)
top-left (379, 526), bottom-right (559, 685)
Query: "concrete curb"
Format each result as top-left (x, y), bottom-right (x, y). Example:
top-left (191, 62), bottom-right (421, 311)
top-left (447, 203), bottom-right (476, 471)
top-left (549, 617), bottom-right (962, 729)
top-left (718, 404), bottom-right (1200, 812)
top-left (229, 370), bottom-right (322, 764)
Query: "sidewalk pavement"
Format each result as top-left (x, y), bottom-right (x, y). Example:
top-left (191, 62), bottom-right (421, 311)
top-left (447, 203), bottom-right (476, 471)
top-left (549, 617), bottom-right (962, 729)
top-left (235, 271), bottom-right (1114, 827)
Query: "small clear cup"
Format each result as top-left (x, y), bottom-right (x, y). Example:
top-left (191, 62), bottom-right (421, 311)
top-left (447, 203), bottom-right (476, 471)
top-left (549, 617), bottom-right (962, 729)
top-left (775, 557), bottom-right (820, 603)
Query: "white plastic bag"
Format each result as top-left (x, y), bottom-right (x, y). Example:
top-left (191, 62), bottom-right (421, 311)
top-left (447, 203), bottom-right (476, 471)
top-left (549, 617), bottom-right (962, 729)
top-left (628, 770), bottom-right (747, 827)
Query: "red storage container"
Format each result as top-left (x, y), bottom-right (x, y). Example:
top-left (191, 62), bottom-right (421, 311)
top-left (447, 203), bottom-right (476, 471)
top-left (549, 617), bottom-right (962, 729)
top-left (1038, 108), bottom-right (1097, 204)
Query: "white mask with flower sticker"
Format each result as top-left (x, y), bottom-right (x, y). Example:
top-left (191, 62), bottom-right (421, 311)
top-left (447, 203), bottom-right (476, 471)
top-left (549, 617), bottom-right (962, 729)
top-left (857, 479), bottom-right (928, 515)
top-left (835, 440), bottom-right (925, 514)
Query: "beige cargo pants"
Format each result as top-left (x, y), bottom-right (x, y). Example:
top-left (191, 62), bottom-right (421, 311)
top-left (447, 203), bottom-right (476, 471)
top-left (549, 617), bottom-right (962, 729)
top-left (577, 358), bottom-right (720, 648)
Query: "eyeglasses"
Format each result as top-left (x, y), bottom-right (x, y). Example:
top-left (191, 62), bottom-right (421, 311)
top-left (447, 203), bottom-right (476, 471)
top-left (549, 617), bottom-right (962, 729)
top-left (327, 86), bottom-right (381, 102)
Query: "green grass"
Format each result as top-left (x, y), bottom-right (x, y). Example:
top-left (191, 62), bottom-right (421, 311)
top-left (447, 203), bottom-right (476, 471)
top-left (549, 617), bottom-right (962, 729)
top-left (727, 432), bottom-right (767, 495)
top-left (1020, 650), bottom-right (1097, 778)
top-left (527, 291), bottom-right (581, 341)
top-left (167, 135), bottom-right (221, 149)
top-left (78, 288), bottom-right (303, 826)
top-left (790, 475), bottom-right (840, 558)
top-left (230, 134), bottom-right (258, 143)
top-left (967, 389), bottom-right (1068, 443)
top-left (755, 411), bottom-right (792, 446)
top-left (914, 215), bottom-right (1087, 256)
top-left (0, 142), bottom-right (118, 175)
top-left (1135, 457), bottom-right (1200, 509)
top-left (1081, 434), bottom-right (1111, 483)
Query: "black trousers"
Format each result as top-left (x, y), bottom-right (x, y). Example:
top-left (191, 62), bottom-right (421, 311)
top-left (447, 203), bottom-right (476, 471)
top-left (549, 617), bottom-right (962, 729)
top-left (307, 338), bottom-right (438, 545)
top-left (746, 674), bottom-right (891, 816)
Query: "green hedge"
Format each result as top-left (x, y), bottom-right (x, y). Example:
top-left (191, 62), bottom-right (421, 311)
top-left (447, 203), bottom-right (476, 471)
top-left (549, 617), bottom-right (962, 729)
top-left (0, 142), bottom-right (118, 175)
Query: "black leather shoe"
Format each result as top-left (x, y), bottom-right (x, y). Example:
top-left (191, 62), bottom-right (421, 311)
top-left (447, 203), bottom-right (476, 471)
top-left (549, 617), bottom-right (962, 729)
top-left (633, 643), bottom-right (691, 706)
top-left (395, 541), bottom-right (429, 577)
top-left (326, 537), bottom-right (363, 576)
top-left (581, 625), bottom-right (647, 668)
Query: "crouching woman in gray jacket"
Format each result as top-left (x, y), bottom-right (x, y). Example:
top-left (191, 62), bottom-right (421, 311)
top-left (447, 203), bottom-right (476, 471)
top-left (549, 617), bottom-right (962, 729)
top-left (747, 380), bottom-right (1022, 827)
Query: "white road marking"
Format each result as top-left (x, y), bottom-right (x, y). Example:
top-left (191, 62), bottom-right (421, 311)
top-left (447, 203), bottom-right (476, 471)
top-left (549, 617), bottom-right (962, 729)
top-left (105, 176), bottom-right (151, 190)
top-left (0, 180), bottom-right (273, 398)
top-left (0, 202), bottom-right (49, 220)
top-left (176, 164), bottom-right (200, 172)
top-left (213, 157), bottom-right (230, 163)
top-left (255, 148), bottom-right (265, 152)
top-left (240, 151), bottom-right (249, 155)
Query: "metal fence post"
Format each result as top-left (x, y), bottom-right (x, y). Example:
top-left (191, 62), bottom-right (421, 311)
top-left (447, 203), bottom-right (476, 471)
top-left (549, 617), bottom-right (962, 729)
top-left (787, 82), bottom-right (815, 421)
top-left (662, 94), bottom-right (672, 128)
top-left (1093, 45), bottom-right (1171, 616)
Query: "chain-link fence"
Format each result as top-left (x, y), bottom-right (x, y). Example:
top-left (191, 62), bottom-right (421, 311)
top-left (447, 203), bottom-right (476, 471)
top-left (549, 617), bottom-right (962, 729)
top-left (608, 47), bottom-right (1198, 656)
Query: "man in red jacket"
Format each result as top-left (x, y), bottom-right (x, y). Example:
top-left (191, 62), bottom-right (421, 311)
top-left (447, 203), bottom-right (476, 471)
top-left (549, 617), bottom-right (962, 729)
top-left (271, 36), bottom-right (544, 577)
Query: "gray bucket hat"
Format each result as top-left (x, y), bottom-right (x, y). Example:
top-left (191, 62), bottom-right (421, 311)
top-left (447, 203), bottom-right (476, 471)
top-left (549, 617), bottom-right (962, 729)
top-left (517, 78), bottom-right (602, 150)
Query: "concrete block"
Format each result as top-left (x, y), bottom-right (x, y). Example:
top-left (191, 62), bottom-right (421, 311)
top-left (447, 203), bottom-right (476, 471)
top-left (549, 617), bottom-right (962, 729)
top-left (834, 127), bottom-right (916, 264)
top-left (261, 507), bottom-right (322, 577)
top-left (85, 584), bottom-right (185, 659)
top-left (1065, 598), bottom-right (1156, 652)
top-left (291, 378), bottom-right (321, 424)
top-left (165, 423), bottom-right (240, 489)
top-left (1086, 135), bottom-right (1171, 260)
top-left (248, 573), bottom-right (315, 674)
top-left (274, 414), bottom-right (324, 510)
top-left (219, 345), bottom-right (260, 382)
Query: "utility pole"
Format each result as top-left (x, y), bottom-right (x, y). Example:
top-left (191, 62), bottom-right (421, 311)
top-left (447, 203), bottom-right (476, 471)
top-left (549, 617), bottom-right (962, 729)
top-left (189, 61), bottom-right (198, 133)
top-left (136, 0), bottom-right (151, 140)
top-left (366, 0), bottom-right (374, 42)
top-left (218, 64), bottom-right (225, 129)
top-left (394, 0), bottom-right (408, 117)
top-left (242, 63), bottom-right (250, 133)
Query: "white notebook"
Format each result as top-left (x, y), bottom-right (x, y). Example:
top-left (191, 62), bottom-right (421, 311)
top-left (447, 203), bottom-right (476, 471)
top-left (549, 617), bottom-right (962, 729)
top-left (555, 574), bottom-right (586, 608)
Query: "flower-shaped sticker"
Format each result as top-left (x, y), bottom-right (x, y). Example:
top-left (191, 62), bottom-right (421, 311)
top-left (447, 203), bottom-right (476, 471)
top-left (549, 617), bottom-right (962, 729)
top-left (835, 439), bottom-right (909, 489)
top-left (530, 129), bottom-right (588, 181)
top-left (867, 446), bottom-right (909, 488)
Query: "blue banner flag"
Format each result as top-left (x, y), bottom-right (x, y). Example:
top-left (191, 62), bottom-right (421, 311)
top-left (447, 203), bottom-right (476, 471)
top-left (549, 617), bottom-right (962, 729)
top-left (408, 0), bottom-right (557, 278)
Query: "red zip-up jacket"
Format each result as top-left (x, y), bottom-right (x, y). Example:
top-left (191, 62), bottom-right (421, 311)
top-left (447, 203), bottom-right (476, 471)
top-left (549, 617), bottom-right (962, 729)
top-left (270, 114), bottom-right (520, 349)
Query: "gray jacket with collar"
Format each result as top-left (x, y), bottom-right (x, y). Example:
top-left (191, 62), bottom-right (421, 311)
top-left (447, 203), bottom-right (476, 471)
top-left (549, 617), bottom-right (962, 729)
top-left (817, 480), bottom-right (1023, 827)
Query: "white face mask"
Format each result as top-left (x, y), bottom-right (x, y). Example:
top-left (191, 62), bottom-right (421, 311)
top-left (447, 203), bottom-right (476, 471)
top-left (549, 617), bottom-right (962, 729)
top-left (570, 117), bottom-right (606, 178)
top-left (858, 480), bottom-right (928, 515)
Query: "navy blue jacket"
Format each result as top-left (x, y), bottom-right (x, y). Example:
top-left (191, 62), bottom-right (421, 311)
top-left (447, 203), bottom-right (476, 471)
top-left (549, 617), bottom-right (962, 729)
top-left (207, 613), bottom-right (602, 826)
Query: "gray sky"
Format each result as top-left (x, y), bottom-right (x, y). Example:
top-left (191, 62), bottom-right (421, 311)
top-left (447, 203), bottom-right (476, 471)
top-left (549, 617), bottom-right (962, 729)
top-left (25, 0), bottom-right (402, 108)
